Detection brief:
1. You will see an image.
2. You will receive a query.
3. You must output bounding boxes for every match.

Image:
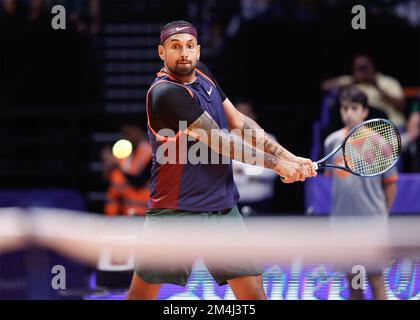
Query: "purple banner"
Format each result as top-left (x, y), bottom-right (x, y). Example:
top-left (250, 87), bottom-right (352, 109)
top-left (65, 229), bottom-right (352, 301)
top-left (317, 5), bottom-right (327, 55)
top-left (85, 259), bottom-right (420, 300)
top-left (305, 174), bottom-right (420, 215)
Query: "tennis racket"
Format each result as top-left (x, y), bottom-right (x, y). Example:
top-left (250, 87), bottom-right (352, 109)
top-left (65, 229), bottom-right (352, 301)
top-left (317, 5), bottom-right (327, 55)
top-left (314, 118), bottom-right (401, 176)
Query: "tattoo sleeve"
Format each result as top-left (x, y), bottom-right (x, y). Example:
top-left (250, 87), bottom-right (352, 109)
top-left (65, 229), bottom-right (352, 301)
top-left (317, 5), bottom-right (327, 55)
top-left (240, 114), bottom-right (296, 161)
top-left (188, 112), bottom-right (279, 169)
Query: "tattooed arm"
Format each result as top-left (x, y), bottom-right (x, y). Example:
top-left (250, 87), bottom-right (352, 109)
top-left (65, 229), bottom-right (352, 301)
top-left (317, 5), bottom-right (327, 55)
top-left (223, 98), bottom-right (316, 177)
top-left (242, 111), bottom-right (296, 161)
top-left (222, 99), bottom-right (294, 158)
top-left (147, 81), bottom-right (312, 181)
top-left (187, 111), bottom-right (305, 182)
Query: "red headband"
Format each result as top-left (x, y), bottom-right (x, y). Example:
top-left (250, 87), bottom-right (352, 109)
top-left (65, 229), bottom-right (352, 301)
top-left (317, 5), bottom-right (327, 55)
top-left (160, 23), bottom-right (198, 44)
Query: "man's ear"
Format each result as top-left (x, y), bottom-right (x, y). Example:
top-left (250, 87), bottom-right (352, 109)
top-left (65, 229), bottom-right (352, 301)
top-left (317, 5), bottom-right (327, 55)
top-left (197, 44), bottom-right (201, 61)
top-left (158, 45), bottom-right (165, 61)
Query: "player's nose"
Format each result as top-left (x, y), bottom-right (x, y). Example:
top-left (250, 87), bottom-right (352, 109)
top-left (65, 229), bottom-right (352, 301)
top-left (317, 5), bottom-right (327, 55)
top-left (180, 46), bottom-right (189, 58)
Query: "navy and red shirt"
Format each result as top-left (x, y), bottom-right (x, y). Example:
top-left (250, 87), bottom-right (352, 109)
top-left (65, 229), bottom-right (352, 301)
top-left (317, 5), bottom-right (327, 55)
top-left (146, 62), bottom-right (239, 211)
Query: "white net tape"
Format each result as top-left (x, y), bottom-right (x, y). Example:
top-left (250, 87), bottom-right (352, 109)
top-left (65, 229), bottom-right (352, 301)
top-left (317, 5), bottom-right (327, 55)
top-left (0, 208), bottom-right (419, 267)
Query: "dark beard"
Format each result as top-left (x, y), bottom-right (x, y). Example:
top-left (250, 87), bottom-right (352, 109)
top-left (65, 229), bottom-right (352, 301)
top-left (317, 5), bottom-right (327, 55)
top-left (168, 63), bottom-right (195, 77)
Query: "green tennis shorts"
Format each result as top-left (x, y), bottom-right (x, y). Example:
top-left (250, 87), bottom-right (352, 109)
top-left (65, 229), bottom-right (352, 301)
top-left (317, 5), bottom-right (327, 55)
top-left (135, 205), bottom-right (263, 287)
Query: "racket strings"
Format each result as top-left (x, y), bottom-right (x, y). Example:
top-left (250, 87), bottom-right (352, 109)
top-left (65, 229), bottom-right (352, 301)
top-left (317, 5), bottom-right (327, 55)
top-left (344, 120), bottom-right (400, 176)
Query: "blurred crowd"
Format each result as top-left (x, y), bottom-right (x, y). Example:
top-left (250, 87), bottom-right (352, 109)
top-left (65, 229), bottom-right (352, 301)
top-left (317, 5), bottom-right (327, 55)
top-left (0, 0), bottom-right (101, 34)
top-left (321, 53), bottom-right (420, 172)
top-left (205, 0), bottom-right (420, 50)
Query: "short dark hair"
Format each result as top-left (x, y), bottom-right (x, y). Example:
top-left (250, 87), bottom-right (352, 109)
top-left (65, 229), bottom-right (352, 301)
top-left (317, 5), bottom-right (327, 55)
top-left (161, 20), bottom-right (194, 32)
top-left (339, 85), bottom-right (368, 109)
top-left (353, 52), bottom-right (376, 67)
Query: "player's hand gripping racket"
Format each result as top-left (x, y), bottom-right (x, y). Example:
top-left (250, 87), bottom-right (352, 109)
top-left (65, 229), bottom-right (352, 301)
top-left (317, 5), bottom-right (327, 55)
top-left (282, 118), bottom-right (401, 182)
top-left (315, 118), bottom-right (401, 176)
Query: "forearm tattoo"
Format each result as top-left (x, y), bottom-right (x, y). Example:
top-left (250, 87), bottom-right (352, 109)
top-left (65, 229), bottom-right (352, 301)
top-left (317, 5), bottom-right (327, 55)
top-left (188, 112), bottom-right (278, 169)
top-left (241, 116), bottom-right (291, 160)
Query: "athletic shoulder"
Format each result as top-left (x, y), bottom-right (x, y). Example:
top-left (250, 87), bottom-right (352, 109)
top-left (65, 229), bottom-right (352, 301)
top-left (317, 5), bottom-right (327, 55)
top-left (147, 80), bottom-right (203, 132)
top-left (149, 80), bottom-right (192, 100)
top-left (148, 81), bottom-right (194, 113)
top-left (377, 73), bottom-right (401, 86)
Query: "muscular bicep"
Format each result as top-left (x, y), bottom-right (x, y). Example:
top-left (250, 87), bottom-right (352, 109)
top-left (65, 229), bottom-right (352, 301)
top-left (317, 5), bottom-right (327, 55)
top-left (187, 111), bottom-right (234, 157)
top-left (187, 111), bottom-right (221, 142)
top-left (223, 98), bottom-right (244, 130)
top-left (188, 111), bottom-right (280, 170)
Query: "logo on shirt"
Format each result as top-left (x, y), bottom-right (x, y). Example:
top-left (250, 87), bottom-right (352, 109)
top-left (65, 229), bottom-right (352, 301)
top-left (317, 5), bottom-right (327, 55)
top-left (206, 86), bottom-right (213, 96)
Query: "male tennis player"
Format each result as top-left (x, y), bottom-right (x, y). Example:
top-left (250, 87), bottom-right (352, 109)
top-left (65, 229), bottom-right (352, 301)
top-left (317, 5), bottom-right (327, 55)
top-left (324, 85), bottom-right (398, 300)
top-left (126, 20), bottom-right (316, 300)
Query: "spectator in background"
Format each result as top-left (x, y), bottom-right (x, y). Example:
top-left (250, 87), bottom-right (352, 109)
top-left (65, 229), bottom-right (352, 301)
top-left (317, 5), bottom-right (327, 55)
top-left (1, 0), bottom-right (16, 15)
top-left (0, 0), bottom-right (24, 21)
top-left (232, 102), bottom-right (277, 216)
top-left (402, 98), bottom-right (420, 171)
top-left (101, 118), bottom-right (152, 216)
top-left (324, 86), bottom-right (398, 300)
top-left (0, 0), bottom-right (101, 33)
top-left (66, 0), bottom-right (101, 34)
top-left (1, 0), bottom-right (48, 23)
top-left (322, 53), bottom-right (406, 128)
top-left (28, 0), bottom-right (43, 21)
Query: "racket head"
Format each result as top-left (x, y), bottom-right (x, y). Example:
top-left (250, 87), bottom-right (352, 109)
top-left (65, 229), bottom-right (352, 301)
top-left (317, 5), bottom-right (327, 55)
top-left (342, 118), bottom-right (401, 177)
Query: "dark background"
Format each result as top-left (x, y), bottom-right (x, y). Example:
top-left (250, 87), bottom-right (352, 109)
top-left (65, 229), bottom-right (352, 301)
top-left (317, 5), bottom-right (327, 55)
top-left (1, 0), bottom-right (419, 213)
